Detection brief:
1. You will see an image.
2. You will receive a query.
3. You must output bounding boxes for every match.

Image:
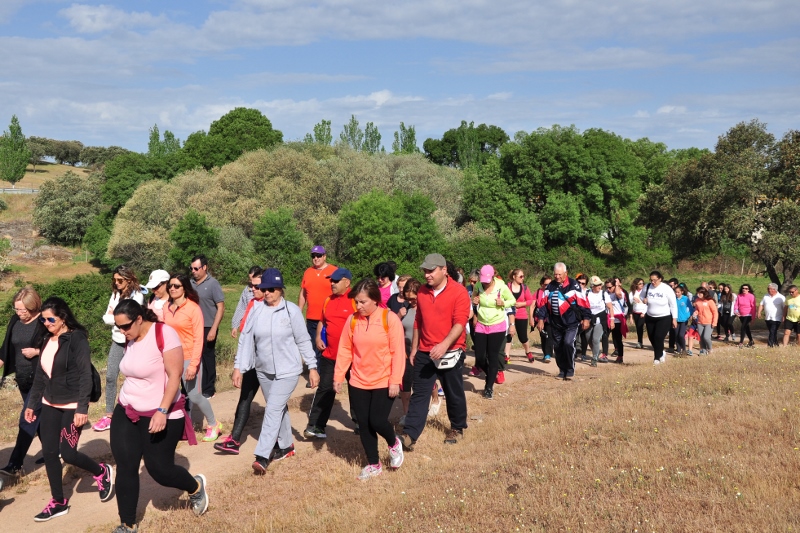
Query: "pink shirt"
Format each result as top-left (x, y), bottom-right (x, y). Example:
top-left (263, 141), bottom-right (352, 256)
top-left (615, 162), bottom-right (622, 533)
top-left (734, 292), bottom-right (756, 319)
top-left (118, 324), bottom-right (183, 419)
top-left (379, 284), bottom-right (392, 309)
top-left (41, 336), bottom-right (77, 409)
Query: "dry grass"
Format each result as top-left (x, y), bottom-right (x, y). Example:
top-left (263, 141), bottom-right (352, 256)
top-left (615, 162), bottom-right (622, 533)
top-left (0, 162), bottom-right (90, 190)
top-left (125, 345), bottom-right (800, 532)
top-left (0, 194), bottom-right (36, 222)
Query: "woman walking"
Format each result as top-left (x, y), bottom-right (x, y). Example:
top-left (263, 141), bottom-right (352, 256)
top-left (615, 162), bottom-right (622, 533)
top-left (606, 278), bottom-right (628, 363)
top-left (629, 278), bottom-right (647, 349)
top-left (691, 287), bottom-right (718, 355)
top-left (93, 265), bottom-right (145, 432)
top-left (0, 287), bottom-right (48, 476)
top-left (334, 278), bottom-right (406, 480)
top-left (718, 284), bottom-right (737, 342)
top-left (585, 276), bottom-right (612, 366)
top-left (235, 268), bottom-right (319, 474)
top-left (734, 284), bottom-right (756, 348)
top-left (162, 273), bottom-right (222, 442)
top-left (110, 301), bottom-right (207, 532)
top-left (643, 271), bottom-right (677, 365)
top-left (145, 269), bottom-right (171, 323)
top-left (505, 269), bottom-right (536, 362)
top-left (25, 297), bottom-right (113, 522)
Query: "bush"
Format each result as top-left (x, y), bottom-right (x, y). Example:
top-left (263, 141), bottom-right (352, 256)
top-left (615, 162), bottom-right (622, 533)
top-left (211, 226), bottom-right (258, 284)
top-left (169, 209), bottom-right (219, 271)
top-left (252, 208), bottom-right (310, 284)
top-left (0, 197), bottom-right (7, 211)
top-left (33, 171), bottom-right (104, 245)
top-left (0, 238), bottom-right (11, 272)
top-left (83, 211), bottom-right (117, 270)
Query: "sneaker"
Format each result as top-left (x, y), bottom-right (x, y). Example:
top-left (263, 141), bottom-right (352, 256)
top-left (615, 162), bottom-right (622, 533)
top-left (557, 371), bottom-right (566, 379)
top-left (428, 398), bottom-right (442, 417)
top-left (653, 359), bottom-right (661, 365)
top-left (188, 474), bottom-right (208, 516)
top-left (723, 336), bottom-right (729, 342)
top-left (699, 349), bottom-right (707, 355)
top-left (272, 444), bottom-right (295, 462)
top-left (252, 455), bottom-right (270, 475)
top-left (565, 370), bottom-right (574, 380)
top-left (611, 350), bottom-right (618, 356)
top-left (0, 463), bottom-right (23, 477)
top-left (469, 366), bottom-right (482, 377)
top-left (33, 498), bottom-right (70, 522)
top-left (389, 437), bottom-right (404, 469)
top-left (112, 524), bottom-right (138, 533)
top-left (526, 352), bottom-right (535, 363)
top-left (398, 415), bottom-right (406, 426)
top-left (635, 342), bottom-right (643, 349)
top-left (496, 371), bottom-right (505, 384)
top-left (483, 388), bottom-right (494, 400)
top-left (747, 341), bottom-right (755, 348)
top-left (504, 353), bottom-right (511, 364)
top-left (92, 416), bottom-right (112, 432)
top-left (357, 463), bottom-right (383, 481)
top-left (687, 350), bottom-right (693, 356)
top-left (303, 426), bottom-right (327, 439)
top-left (658, 356), bottom-right (666, 364)
top-left (590, 360), bottom-right (598, 367)
top-left (615, 357), bottom-right (624, 364)
top-left (400, 433), bottom-right (416, 451)
top-left (444, 428), bottom-right (463, 444)
top-left (202, 422), bottom-right (223, 442)
top-left (599, 354), bottom-right (609, 363)
top-left (437, 386), bottom-right (444, 397)
top-left (95, 463), bottom-right (114, 502)
top-left (213, 436), bottom-right (241, 454)
top-left (543, 355), bottom-right (551, 363)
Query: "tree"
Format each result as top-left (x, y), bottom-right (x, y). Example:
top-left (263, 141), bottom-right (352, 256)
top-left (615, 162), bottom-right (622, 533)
top-left (168, 209), bottom-right (219, 270)
top-left (304, 119), bottom-right (333, 146)
top-left (27, 137), bottom-right (48, 174)
top-left (339, 115), bottom-right (364, 151)
top-left (424, 121), bottom-right (508, 167)
top-left (392, 122), bottom-right (419, 154)
top-left (251, 208), bottom-right (310, 284)
top-left (51, 140), bottom-right (84, 166)
top-left (148, 124), bottom-right (182, 158)
top-left (0, 115), bottom-right (32, 187)
top-left (79, 145), bottom-right (131, 168)
top-left (363, 122), bottom-right (383, 154)
top-left (33, 171), bottom-right (103, 244)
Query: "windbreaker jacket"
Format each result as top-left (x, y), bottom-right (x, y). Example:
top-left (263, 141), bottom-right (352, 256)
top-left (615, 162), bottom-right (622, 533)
top-left (27, 329), bottom-right (93, 415)
top-left (536, 277), bottom-right (591, 328)
top-left (334, 308), bottom-right (406, 389)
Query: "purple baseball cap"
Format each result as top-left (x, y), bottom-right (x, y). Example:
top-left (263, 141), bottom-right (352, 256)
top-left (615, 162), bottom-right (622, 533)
top-left (311, 245), bottom-right (326, 255)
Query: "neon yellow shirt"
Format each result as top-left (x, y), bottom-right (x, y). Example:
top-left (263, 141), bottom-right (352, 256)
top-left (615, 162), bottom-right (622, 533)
top-left (786, 296), bottom-right (800, 322)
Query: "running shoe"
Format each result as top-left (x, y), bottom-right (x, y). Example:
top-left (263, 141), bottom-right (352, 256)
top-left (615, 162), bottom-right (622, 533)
top-left (614, 357), bottom-right (624, 364)
top-left (483, 388), bottom-right (494, 400)
top-left (658, 356), bottom-right (666, 364)
top-left (389, 437), bottom-right (404, 469)
top-left (400, 433), bottom-right (416, 451)
top-left (188, 474), bottom-right (208, 516)
top-left (34, 498), bottom-right (70, 522)
top-left (252, 456), bottom-right (270, 475)
top-left (303, 426), bottom-right (327, 439)
top-left (112, 524), bottom-right (138, 533)
top-left (213, 436), bottom-right (241, 454)
top-left (469, 366), bottom-right (482, 377)
top-left (92, 416), bottom-right (112, 432)
top-left (635, 343), bottom-right (643, 349)
top-left (428, 398), bottom-right (442, 417)
top-left (686, 350), bottom-right (693, 356)
top-left (496, 371), bottom-right (505, 384)
top-left (543, 355), bottom-right (551, 363)
top-left (599, 354), bottom-right (609, 363)
top-left (271, 444), bottom-right (295, 461)
top-left (526, 352), bottom-right (535, 363)
top-left (653, 359), bottom-right (661, 365)
top-left (202, 422), bottom-right (223, 442)
top-left (444, 428), bottom-right (463, 444)
top-left (611, 350), bottom-right (618, 356)
top-left (0, 463), bottom-right (23, 477)
top-left (565, 370), bottom-right (574, 380)
top-left (95, 463), bottom-right (114, 502)
top-left (557, 371), bottom-right (566, 378)
top-left (358, 463), bottom-right (383, 481)
top-left (590, 360), bottom-right (598, 367)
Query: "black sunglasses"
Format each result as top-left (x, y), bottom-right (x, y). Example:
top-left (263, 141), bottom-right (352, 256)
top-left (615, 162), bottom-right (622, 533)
top-left (116, 321), bottom-right (135, 331)
top-left (190, 266), bottom-right (204, 271)
top-left (310, 253), bottom-right (324, 259)
top-left (39, 316), bottom-right (58, 324)
top-left (264, 287), bottom-right (279, 293)
top-left (169, 283), bottom-right (183, 289)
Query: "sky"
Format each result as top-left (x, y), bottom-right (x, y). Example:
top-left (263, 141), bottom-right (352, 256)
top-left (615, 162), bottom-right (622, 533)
top-left (0, 0), bottom-right (798, 153)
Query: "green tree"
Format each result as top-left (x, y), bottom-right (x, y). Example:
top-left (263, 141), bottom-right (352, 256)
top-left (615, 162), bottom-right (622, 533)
top-left (424, 121), bottom-right (508, 167)
top-left (33, 171), bottom-right (103, 244)
top-left (168, 209), bottom-right (220, 271)
top-left (304, 119), bottom-right (333, 146)
top-left (27, 137), bottom-right (48, 174)
top-left (148, 124), bottom-right (182, 158)
top-left (0, 115), bottom-right (32, 187)
top-left (251, 208), bottom-right (310, 284)
top-left (339, 115), bottom-right (364, 152)
top-left (52, 140), bottom-right (84, 166)
top-left (363, 122), bottom-right (383, 154)
top-left (79, 145), bottom-right (131, 168)
top-left (392, 122), bottom-right (419, 154)
top-left (82, 211), bottom-right (117, 269)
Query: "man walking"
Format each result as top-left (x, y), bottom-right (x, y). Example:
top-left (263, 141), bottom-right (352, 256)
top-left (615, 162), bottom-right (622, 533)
top-left (400, 253), bottom-right (470, 450)
top-left (536, 262), bottom-right (590, 380)
top-left (299, 246), bottom-right (338, 364)
top-left (190, 254), bottom-right (225, 398)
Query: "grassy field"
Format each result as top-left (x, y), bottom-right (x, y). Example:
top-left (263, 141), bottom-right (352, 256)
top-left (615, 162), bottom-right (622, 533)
top-left (0, 161), bottom-right (90, 190)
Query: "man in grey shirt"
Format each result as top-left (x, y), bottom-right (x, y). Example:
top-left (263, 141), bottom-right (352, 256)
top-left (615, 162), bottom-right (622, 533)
top-left (190, 254), bottom-right (226, 398)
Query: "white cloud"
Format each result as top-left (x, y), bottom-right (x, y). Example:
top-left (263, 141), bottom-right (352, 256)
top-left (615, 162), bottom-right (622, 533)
top-left (238, 71), bottom-right (368, 86)
top-left (634, 110), bottom-right (650, 118)
top-left (59, 3), bottom-right (167, 33)
top-left (657, 105), bottom-right (688, 115)
top-left (488, 92), bottom-right (512, 100)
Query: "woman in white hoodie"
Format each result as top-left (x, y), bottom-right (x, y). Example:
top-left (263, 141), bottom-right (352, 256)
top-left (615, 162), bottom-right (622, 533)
top-left (92, 265), bottom-right (144, 432)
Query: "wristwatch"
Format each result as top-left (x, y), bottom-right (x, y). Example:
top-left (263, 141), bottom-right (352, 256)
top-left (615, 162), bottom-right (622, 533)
top-left (156, 407), bottom-right (168, 415)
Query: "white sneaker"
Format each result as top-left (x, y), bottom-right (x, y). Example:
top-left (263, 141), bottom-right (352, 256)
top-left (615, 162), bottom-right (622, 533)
top-left (358, 463), bottom-right (383, 481)
top-left (653, 359), bottom-right (661, 365)
top-left (658, 356), bottom-right (666, 364)
top-left (389, 437), bottom-right (404, 469)
top-left (428, 398), bottom-right (442, 417)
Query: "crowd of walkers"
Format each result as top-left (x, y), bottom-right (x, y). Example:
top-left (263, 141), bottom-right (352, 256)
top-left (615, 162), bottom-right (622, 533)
top-left (1, 248), bottom-right (798, 531)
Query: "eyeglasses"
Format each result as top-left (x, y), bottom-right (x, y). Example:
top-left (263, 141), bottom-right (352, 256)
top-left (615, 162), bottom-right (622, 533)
top-left (116, 321), bottom-right (135, 331)
top-left (605, 286), bottom-right (613, 290)
top-left (169, 283), bottom-right (183, 290)
top-left (113, 277), bottom-right (126, 284)
top-left (311, 253), bottom-right (324, 259)
top-left (578, 281), bottom-right (586, 285)
top-left (264, 287), bottom-right (279, 293)
top-left (39, 316), bottom-right (58, 324)
top-left (13, 306), bottom-right (28, 314)
top-left (406, 297), bottom-right (418, 303)
top-left (190, 266), bottom-right (203, 272)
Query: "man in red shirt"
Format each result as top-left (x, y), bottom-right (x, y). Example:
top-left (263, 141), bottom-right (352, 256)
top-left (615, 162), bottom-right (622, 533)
top-left (299, 245), bottom-right (338, 366)
top-left (400, 253), bottom-right (470, 450)
top-left (304, 268), bottom-right (355, 439)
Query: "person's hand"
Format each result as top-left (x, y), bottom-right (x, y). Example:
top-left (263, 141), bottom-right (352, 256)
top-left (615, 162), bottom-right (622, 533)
top-left (308, 369), bottom-right (320, 388)
top-left (634, 296), bottom-right (641, 303)
top-left (537, 321), bottom-right (544, 332)
top-left (230, 328), bottom-right (238, 338)
top-left (495, 295), bottom-right (504, 307)
top-left (207, 328), bottom-right (217, 342)
top-left (609, 322), bottom-right (615, 330)
top-left (184, 366), bottom-right (197, 381)
top-left (316, 338), bottom-right (326, 352)
top-left (388, 384), bottom-right (400, 398)
top-left (149, 412), bottom-right (167, 433)
top-left (232, 368), bottom-right (242, 388)
top-left (429, 341), bottom-right (448, 360)
top-left (509, 324), bottom-right (516, 335)
top-left (472, 295), bottom-right (480, 306)
top-left (398, 307), bottom-right (407, 318)
top-left (21, 347), bottom-right (38, 359)
top-left (73, 413), bottom-right (88, 428)
top-left (672, 319), bottom-right (677, 329)
top-left (409, 350), bottom-right (416, 367)
top-left (24, 408), bottom-right (36, 423)
top-left (581, 319), bottom-right (590, 331)
top-left (333, 381), bottom-right (344, 394)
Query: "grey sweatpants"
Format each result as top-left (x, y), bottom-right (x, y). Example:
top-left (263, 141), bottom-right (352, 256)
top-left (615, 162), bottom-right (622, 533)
top-left (589, 322), bottom-right (605, 360)
top-left (105, 341), bottom-right (126, 413)
top-left (253, 370), bottom-right (299, 459)
top-left (698, 324), bottom-right (714, 351)
top-left (183, 360), bottom-right (216, 426)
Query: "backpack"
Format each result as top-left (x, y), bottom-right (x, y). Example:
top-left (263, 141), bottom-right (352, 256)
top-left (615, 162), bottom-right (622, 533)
top-left (350, 308), bottom-right (390, 335)
top-left (89, 364), bottom-right (102, 403)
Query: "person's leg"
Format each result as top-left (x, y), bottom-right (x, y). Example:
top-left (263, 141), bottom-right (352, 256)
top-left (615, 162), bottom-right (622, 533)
top-left (253, 372), bottom-right (299, 458)
top-left (57, 408), bottom-right (103, 477)
top-left (231, 369), bottom-right (260, 442)
top-left (561, 327), bottom-right (579, 377)
top-left (784, 327), bottom-right (792, 346)
top-left (438, 359), bottom-right (468, 431)
top-left (183, 360), bottom-right (217, 427)
top-left (668, 323), bottom-right (676, 352)
top-left (307, 356), bottom-right (336, 431)
top-left (8, 388), bottom-right (39, 468)
top-left (104, 341), bottom-right (126, 417)
top-left (655, 316), bottom-right (672, 360)
top-left (601, 327), bottom-right (609, 356)
top-left (740, 316), bottom-right (752, 343)
top-left (543, 322), bottom-right (553, 356)
top-left (551, 326), bottom-right (567, 372)
top-left (484, 331), bottom-right (505, 390)
top-left (400, 358), bottom-right (413, 415)
top-left (349, 386), bottom-right (380, 465)
top-left (201, 327), bottom-right (217, 397)
top-left (473, 332), bottom-right (488, 374)
top-left (591, 322), bottom-right (603, 361)
top-left (110, 404), bottom-right (144, 527)
top-left (38, 405), bottom-right (67, 501)
top-left (767, 320), bottom-right (779, 346)
top-left (612, 326), bottom-right (624, 359)
top-left (517, 318), bottom-right (530, 353)
top-left (140, 416), bottom-right (199, 492)
top-left (675, 322), bottom-right (686, 352)
top-left (368, 388), bottom-right (398, 446)
top-left (403, 352), bottom-right (438, 441)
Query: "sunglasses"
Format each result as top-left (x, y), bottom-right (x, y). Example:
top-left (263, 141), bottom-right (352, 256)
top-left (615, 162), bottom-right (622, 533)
top-left (116, 321), bottom-right (135, 331)
top-left (311, 253), bottom-right (324, 259)
top-left (264, 287), bottom-right (279, 293)
top-left (579, 281), bottom-right (586, 285)
top-left (39, 316), bottom-right (58, 324)
top-left (605, 286), bottom-right (613, 290)
top-left (406, 297), bottom-right (418, 303)
top-left (190, 266), bottom-right (204, 271)
top-left (113, 277), bottom-right (127, 284)
top-left (169, 283), bottom-right (183, 290)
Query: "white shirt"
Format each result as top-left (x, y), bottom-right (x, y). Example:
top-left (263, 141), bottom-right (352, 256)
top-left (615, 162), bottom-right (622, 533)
top-left (586, 290), bottom-right (610, 324)
top-left (629, 289), bottom-right (647, 314)
top-left (644, 282), bottom-right (678, 319)
top-left (761, 293), bottom-right (786, 321)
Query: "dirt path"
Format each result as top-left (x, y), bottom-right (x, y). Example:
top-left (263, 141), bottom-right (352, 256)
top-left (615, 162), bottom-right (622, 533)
top-left (0, 339), bottom-right (760, 532)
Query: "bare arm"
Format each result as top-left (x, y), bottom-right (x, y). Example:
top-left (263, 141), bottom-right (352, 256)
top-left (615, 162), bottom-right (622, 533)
top-left (150, 345), bottom-right (183, 433)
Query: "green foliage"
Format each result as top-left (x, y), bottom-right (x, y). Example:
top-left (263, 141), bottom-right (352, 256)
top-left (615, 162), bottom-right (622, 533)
top-left (392, 122), bottom-right (419, 154)
top-left (251, 208), bottom-right (310, 284)
top-left (0, 237), bottom-right (11, 272)
top-left (304, 119), bottom-right (333, 146)
top-left (51, 140), bottom-right (84, 166)
top-left (339, 115), bottom-right (364, 152)
top-left (424, 121), bottom-right (508, 168)
top-left (147, 124), bottom-right (182, 158)
top-left (363, 122), bottom-right (383, 154)
top-left (338, 189), bottom-right (443, 278)
top-left (102, 151), bottom-right (190, 213)
top-left (0, 115), bottom-right (31, 186)
top-left (83, 211), bottom-right (117, 269)
top-left (0, 197), bottom-right (7, 211)
top-left (169, 209), bottom-right (219, 271)
top-left (33, 171), bottom-right (103, 245)
top-left (26, 137), bottom-right (48, 173)
top-left (79, 145), bottom-right (131, 168)
top-left (211, 226), bottom-right (258, 284)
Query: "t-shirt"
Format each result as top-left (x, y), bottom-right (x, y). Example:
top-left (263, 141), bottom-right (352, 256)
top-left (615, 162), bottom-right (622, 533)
top-left (629, 289), bottom-right (647, 315)
top-left (148, 297), bottom-right (168, 323)
top-left (786, 296), bottom-right (800, 323)
top-left (321, 294), bottom-right (356, 361)
top-left (644, 282), bottom-right (678, 319)
top-left (761, 293), bottom-right (785, 321)
top-left (41, 337), bottom-right (77, 409)
top-left (301, 264), bottom-right (338, 321)
top-left (119, 324), bottom-right (183, 419)
top-left (379, 284), bottom-right (392, 309)
top-left (191, 275), bottom-right (225, 327)
top-left (586, 290), bottom-right (609, 324)
top-left (387, 294), bottom-right (410, 315)
top-left (401, 307), bottom-right (416, 356)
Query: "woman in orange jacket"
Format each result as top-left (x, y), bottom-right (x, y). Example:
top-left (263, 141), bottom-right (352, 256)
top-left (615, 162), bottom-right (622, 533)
top-left (334, 278), bottom-right (406, 481)
top-left (691, 287), bottom-right (719, 355)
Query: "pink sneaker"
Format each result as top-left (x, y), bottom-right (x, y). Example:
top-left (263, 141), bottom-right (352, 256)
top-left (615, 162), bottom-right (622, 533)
top-left (469, 366), bottom-right (482, 377)
top-left (92, 416), bottom-right (112, 432)
top-left (202, 422), bottom-right (223, 442)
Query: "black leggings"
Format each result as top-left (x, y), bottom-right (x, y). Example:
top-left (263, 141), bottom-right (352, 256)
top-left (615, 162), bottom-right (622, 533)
top-left (474, 331), bottom-right (505, 390)
top-left (739, 316), bottom-right (753, 343)
top-left (348, 386), bottom-right (396, 465)
top-left (110, 404), bottom-right (198, 526)
top-left (674, 321), bottom-right (687, 352)
top-left (231, 369), bottom-right (260, 442)
top-left (720, 312), bottom-right (735, 338)
top-left (507, 318), bottom-right (529, 345)
top-left (39, 405), bottom-right (103, 501)
top-left (611, 324), bottom-right (624, 358)
top-left (646, 315), bottom-right (672, 361)
top-left (632, 313), bottom-right (646, 345)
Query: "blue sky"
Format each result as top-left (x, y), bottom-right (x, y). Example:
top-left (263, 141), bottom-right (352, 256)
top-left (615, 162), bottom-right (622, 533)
top-left (0, 0), bottom-right (798, 152)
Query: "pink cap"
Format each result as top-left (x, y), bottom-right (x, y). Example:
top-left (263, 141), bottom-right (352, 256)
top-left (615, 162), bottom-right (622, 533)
top-left (479, 265), bottom-right (494, 283)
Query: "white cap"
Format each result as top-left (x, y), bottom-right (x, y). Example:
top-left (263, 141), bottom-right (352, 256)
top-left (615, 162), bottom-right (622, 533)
top-left (145, 269), bottom-right (170, 289)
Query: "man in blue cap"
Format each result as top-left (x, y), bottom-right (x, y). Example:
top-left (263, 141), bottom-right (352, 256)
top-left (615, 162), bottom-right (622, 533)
top-left (304, 267), bottom-right (355, 438)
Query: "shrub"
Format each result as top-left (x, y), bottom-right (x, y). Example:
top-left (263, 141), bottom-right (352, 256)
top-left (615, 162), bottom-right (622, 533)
top-left (211, 226), bottom-right (258, 284)
top-left (169, 209), bottom-right (219, 271)
top-left (0, 238), bottom-right (11, 272)
top-left (252, 208), bottom-right (310, 284)
top-left (83, 211), bottom-right (117, 269)
top-left (0, 197), bottom-right (8, 211)
top-left (33, 171), bottom-right (104, 245)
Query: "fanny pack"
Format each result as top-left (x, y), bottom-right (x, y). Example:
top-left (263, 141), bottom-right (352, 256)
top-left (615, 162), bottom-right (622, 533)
top-left (434, 349), bottom-right (462, 369)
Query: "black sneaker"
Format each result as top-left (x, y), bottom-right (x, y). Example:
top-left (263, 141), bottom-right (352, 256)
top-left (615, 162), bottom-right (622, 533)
top-left (213, 436), bottom-right (241, 454)
top-left (0, 463), bottom-right (23, 477)
top-left (188, 474), bottom-right (208, 515)
top-left (483, 388), bottom-right (494, 400)
top-left (112, 524), bottom-right (138, 533)
top-left (271, 444), bottom-right (295, 462)
top-left (94, 463), bottom-right (114, 502)
top-left (444, 429), bottom-right (463, 444)
top-left (399, 433), bottom-right (416, 451)
top-left (252, 455), bottom-right (270, 475)
top-left (303, 426), bottom-right (327, 439)
top-left (556, 372), bottom-right (566, 379)
top-left (34, 498), bottom-right (70, 522)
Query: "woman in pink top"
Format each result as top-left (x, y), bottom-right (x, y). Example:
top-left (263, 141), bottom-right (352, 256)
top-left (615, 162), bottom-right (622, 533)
top-left (734, 284), bottom-right (756, 347)
top-left (505, 269), bottom-right (536, 363)
top-left (110, 300), bottom-right (208, 532)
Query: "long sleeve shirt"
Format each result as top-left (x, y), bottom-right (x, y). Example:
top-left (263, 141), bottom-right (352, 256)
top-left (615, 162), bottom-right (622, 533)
top-left (334, 308), bottom-right (405, 390)
top-left (734, 292), bottom-right (756, 319)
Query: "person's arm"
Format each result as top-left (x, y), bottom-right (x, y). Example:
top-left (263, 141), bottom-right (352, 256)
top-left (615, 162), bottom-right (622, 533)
top-left (25, 340), bottom-right (47, 420)
top-left (387, 314), bottom-right (406, 398)
top-left (315, 319), bottom-right (326, 352)
top-left (186, 306), bottom-right (204, 379)
top-left (298, 276), bottom-right (308, 310)
top-left (758, 300), bottom-right (765, 319)
top-left (149, 344), bottom-right (183, 433)
top-left (711, 301), bottom-right (719, 327)
top-left (208, 286), bottom-right (225, 341)
top-left (410, 326), bottom-right (420, 366)
top-left (231, 287), bottom-right (249, 336)
top-left (102, 293), bottom-right (117, 326)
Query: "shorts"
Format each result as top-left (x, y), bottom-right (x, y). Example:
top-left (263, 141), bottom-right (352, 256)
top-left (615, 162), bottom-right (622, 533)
top-left (784, 319), bottom-right (800, 334)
